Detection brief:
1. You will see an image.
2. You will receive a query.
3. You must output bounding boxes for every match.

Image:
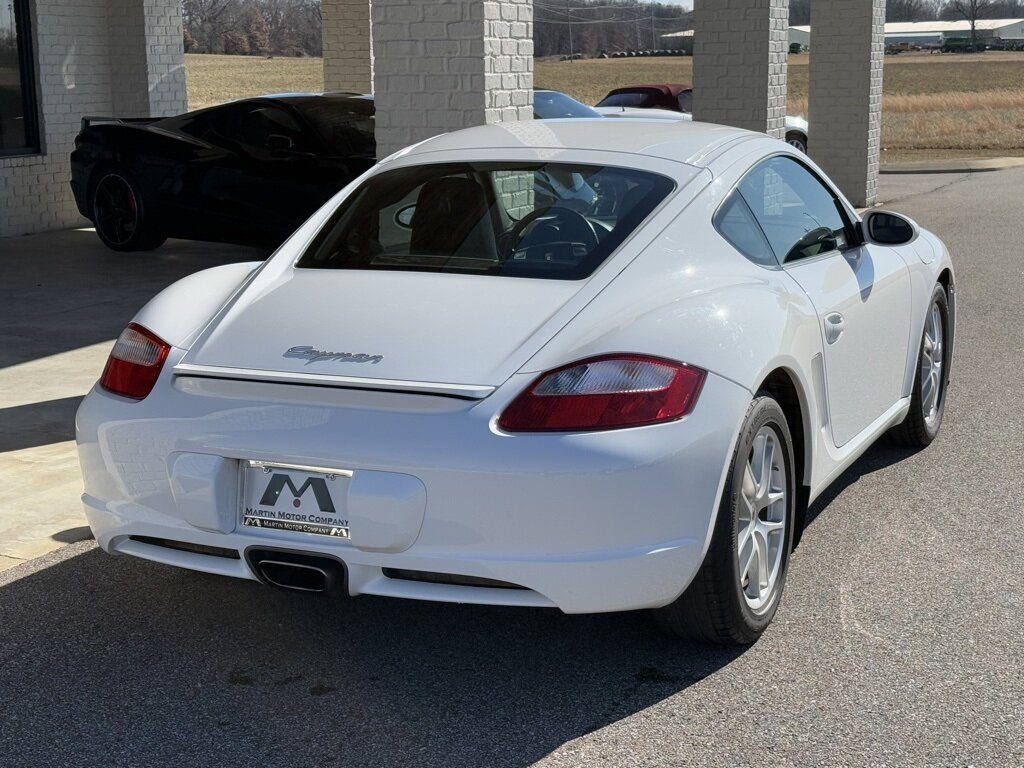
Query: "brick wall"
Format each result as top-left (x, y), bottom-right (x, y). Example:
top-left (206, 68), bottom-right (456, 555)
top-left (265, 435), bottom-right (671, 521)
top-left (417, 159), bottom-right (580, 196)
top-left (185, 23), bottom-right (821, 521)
top-left (0, 0), bottom-right (186, 238)
top-left (323, 0), bottom-right (373, 94)
top-left (372, 0), bottom-right (533, 157)
top-left (808, 0), bottom-right (885, 207)
top-left (692, 0), bottom-right (788, 138)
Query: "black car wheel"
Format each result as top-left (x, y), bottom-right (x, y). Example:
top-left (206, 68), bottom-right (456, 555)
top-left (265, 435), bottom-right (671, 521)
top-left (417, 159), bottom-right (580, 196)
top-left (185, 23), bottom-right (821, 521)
top-left (90, 169), bottom-right (166, 252)
top-left (785, 132), bottom-right (808, 154)
top-left (889, 283), bottom-right (950, 447)
top-left (654, 394), bottom-right (796, 645)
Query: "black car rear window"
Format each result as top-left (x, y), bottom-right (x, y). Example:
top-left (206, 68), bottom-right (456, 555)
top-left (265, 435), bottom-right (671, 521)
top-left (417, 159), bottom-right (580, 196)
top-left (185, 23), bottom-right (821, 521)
top-left (300, 99), bottom-right (375, 157)
top-left (296, 162), bottom-right (675, 281)
top-left (596, 90), bottom-right (658, 108)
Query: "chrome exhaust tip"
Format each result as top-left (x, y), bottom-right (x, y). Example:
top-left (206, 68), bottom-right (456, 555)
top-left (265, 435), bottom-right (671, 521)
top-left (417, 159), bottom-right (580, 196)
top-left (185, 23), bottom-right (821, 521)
top-left (245, 548), bottom-right (346, 596)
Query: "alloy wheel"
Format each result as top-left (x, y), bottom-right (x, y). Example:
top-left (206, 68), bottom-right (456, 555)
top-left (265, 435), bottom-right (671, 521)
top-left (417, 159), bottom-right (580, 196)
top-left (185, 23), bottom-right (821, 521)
top-left (736, 425), bottom-right (788, 613)
top-left (94, 174), bottom-right (139, 247)
top-left (921, 301), bottom-right (944, 429)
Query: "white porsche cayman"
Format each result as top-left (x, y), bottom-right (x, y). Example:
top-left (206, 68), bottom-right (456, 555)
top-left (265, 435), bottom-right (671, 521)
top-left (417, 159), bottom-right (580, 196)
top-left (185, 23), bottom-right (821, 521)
top-left (77, 120), bottom-right (955, 644)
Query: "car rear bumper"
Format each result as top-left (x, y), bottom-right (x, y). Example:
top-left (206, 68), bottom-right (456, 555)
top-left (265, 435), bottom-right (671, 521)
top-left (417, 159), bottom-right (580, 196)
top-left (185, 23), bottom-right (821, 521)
top-left (76, 367), bottom-right (750, 614)
top-left (69, 152), bottom-right (90, 218)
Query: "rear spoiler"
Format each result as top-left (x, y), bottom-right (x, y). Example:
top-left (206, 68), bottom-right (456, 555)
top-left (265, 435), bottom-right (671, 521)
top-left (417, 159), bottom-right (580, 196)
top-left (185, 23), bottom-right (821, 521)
top-left (80, 116), bottom-right (160, 131)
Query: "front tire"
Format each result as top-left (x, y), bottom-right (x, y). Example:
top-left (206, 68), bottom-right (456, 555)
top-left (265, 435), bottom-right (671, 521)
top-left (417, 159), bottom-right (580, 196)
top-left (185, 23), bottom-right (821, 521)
top-left (90, 168), bottom-right (166, 252)
top-left (654, 394), bottom-right (796, 644)
top-left (889, 283), bottom-right (949, 446)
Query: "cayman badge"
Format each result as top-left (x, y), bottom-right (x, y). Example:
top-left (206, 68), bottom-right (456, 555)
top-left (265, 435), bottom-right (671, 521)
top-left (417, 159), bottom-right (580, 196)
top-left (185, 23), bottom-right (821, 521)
top-left (284, 346), bottom-right (383, 365)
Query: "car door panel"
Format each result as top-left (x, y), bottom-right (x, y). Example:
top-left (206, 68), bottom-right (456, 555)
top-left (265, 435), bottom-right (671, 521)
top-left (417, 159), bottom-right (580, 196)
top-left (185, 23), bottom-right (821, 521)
top-left (735, 154), bottom-right (914, 448)
top-left (785, 245), bottom-right (912, 447)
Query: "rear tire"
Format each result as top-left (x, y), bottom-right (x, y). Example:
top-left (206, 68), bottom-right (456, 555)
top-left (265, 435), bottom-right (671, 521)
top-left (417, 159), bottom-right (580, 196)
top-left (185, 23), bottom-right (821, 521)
top-left (90, 167), bottom-right (166, 252)
top-left (889, 283), bottom-right (949, 447)
top-left (653, 394), bottom-right (796, 645)
top-left (786, 132), bottom-right (808, 154)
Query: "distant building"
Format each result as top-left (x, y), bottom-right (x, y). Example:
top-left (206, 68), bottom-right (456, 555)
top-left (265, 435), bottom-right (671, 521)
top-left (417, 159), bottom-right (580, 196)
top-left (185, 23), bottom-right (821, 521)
top-left (789, 26), bottom-right (810, 49)
top-left (660, 29), bottom-right (694, 53)
top-left (786, 19), bottom-right (1024, 50)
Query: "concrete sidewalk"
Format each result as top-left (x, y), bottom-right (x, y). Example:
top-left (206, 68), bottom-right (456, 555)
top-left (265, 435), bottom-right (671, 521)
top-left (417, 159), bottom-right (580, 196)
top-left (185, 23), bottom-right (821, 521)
top-left (0, 228), bottom-right (267, 571)
top-left (881, 155), bottom-right (1024, 174)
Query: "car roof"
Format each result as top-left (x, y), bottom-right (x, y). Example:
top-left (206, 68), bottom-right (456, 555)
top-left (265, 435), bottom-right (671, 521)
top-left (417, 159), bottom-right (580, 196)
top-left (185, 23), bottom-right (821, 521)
top-left (401, 119), bottom-right (756, 168)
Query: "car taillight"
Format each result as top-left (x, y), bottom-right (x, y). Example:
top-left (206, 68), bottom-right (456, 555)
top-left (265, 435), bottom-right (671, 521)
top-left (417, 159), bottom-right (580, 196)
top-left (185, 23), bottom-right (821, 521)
top-left (99, 323), bottom-right (170, 400)
top-left (498, 354), bottom-right (706, 432)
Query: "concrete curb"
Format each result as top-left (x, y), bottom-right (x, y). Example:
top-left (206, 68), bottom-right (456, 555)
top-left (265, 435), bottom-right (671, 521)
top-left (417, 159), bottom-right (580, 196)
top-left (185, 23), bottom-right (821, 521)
top-left (880, 157), bottom-right (1024, 175)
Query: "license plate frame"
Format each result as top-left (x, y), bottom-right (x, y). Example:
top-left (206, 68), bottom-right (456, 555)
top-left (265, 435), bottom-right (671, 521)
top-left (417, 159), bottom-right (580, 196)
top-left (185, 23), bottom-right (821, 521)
top-left (240, 460), bottom-right (351, 539)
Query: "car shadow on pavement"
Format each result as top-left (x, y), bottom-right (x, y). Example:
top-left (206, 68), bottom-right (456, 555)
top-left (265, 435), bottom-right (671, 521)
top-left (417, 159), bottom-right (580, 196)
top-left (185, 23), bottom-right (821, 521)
top-left (803, 442), bottom-right (921, 530)
top-left (0, 547), bottom-right (745, 767)
top-left (0, 396), bottom-right (83, 452)
top-left (0, 229), bottom-right (268, 369)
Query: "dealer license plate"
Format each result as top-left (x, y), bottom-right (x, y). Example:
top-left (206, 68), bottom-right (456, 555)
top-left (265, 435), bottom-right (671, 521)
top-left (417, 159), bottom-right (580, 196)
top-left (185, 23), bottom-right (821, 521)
top-left (240, 460), bottom-right (351, 539)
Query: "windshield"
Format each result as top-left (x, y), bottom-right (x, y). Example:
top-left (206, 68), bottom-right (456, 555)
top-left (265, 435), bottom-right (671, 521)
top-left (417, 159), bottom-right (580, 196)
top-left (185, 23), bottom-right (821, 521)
top-left (533, 91), bottom-right (603, 119)
top-left (297, 162), bottom-right (674, 280)
top-left (596, 91), bottom-right (658, 108)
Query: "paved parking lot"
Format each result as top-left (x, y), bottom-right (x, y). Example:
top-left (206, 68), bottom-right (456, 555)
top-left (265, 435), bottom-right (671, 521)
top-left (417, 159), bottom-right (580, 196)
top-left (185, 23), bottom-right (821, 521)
top-left (1, 169), bottom-right (1021, 766)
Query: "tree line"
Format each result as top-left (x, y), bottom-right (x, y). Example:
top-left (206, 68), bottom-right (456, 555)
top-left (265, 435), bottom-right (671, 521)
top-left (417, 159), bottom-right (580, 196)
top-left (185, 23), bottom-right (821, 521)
top-left (181, 0), bottom-right (1024, 59)
top-left (790, 0), bottom-right (1024, 24)
top-left (182, 0), bottom-right (322, 56)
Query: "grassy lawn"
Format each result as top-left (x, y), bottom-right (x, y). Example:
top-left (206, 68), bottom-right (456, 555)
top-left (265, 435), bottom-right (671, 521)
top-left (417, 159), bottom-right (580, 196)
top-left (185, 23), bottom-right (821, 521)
top-left (186, 51), bottom-right (1024, 157)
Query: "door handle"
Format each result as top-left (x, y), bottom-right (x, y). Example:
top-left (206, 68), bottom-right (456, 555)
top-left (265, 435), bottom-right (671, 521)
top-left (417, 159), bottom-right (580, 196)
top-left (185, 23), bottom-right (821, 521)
top-left (824, 312), bottom-right (845, 344)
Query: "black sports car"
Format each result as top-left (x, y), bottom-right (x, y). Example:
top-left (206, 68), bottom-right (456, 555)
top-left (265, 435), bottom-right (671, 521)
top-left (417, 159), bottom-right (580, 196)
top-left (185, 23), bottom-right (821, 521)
top-left (71, 93), bottom-right (376, 251)
top-left (71, 90), bottom-right (601, 252)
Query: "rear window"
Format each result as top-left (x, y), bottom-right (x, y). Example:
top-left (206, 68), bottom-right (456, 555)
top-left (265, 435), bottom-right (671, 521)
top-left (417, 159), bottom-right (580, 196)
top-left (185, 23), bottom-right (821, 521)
top-left (596, 90), bottom-right (658, 108)
top-left (300, 99), bottom-right (375, 157)
top-left (297, 162), bottom-right (674, 280)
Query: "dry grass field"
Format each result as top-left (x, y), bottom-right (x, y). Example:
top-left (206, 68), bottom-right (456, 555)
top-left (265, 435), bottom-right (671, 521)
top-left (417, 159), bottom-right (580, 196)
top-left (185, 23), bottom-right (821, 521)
top-left (186, 51), bottom-right (1024, 160)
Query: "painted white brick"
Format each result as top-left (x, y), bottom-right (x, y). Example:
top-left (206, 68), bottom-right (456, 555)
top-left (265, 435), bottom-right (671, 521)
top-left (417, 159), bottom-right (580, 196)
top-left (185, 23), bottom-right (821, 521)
top-left (0, 0), bottom-right (186, 238)
top-left (692, 0), bottom-right (788, 138)
top-left (808, 0), bottom-right (885, 207)
top-left (323, 0), bottom-right (374, 94)
top-left (372, 0), bottom-right (533, 156)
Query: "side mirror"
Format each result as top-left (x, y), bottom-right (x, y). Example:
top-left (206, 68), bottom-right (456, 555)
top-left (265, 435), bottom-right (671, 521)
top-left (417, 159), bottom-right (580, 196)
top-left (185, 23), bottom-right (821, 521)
top-left (861, 210), bottom-right (919, 246)
top-left (395, 203), bottom-right (416, 229)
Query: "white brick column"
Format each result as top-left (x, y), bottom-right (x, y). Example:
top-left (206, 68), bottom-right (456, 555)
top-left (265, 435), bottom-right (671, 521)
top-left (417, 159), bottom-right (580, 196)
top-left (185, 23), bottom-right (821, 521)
top-left (372, 0), bottom-right (533, 157)
top-left (809, 0), bottom-right (885, 207)
top-left (323, 0), bottom-right (373, 94)
top-left (107, 0), bottom-right (187, 117)
top-left (692, 0), bottom-right (788, 138)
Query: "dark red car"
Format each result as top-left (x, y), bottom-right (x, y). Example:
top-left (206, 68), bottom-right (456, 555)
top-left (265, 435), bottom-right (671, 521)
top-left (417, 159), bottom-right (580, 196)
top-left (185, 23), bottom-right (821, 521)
top-left (595, 83), bottom-right (808, 153)
top-left (596, 83), bottom-right (694, 113)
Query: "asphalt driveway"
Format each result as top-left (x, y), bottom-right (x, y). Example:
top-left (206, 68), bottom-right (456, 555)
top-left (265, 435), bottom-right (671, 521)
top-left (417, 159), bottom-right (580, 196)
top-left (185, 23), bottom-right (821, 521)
top-left (1, 168), bottom-right (1021, 766)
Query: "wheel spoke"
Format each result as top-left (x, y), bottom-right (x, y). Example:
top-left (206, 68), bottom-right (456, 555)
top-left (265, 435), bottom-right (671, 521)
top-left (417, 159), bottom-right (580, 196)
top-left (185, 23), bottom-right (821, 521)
top-left (921, 371), bottom-right (934, 409)
top-left (739, 543), bottom-right (757, 588)
top-left (735, 424), bottom-right (789, 611)
top-left (754, 531), bottom-right (769, 593)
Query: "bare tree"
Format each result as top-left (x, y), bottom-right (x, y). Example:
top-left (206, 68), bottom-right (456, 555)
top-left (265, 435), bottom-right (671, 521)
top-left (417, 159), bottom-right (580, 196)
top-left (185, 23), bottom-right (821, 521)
top-left (947, 0), bottom-right (996, 47)
top-left (887, 0), bottom-right (938, 21)
top-left (789, 0), bottom-right (810, 25)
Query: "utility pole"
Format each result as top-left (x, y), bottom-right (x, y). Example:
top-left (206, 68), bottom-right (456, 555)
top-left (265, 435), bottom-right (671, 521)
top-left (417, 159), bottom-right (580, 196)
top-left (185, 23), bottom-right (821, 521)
top-left (635, 1), bottom-right (641, 50)
top-left (566, 0), bottom-right (574, 61)
top-left (651, 2), bottom-right (656, 49)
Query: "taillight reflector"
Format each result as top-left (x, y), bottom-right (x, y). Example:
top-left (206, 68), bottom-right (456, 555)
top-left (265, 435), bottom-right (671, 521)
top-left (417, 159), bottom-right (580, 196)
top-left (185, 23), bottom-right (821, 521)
top-left (498, 354), bottom-right (706, 432)
top-left (99, 323), bottom-right (170, 400)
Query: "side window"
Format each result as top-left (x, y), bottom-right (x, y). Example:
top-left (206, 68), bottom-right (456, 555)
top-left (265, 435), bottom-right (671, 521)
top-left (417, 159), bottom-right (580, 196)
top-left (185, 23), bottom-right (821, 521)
top-left (713, 190), bottom-right (776, 266)
top-left (233, 106), bottom-right (309, 152)
top-left (738, 156), bottom-right (851, 264)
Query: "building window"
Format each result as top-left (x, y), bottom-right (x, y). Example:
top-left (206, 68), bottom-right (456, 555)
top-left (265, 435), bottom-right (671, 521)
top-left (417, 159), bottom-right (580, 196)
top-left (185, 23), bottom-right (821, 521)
top-left (0, 0), bottom-right (39, 155)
